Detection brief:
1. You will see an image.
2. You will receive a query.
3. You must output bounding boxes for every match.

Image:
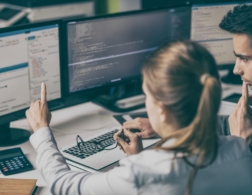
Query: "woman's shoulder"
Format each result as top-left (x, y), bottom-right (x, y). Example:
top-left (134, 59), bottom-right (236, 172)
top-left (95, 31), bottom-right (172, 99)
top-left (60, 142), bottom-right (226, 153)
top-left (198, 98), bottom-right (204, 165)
top-left (119, 149), bottom-right (176, 174)
top-left (121, 148), bottom-right (175, 164)
top-left (120, 136), bottom-right (251, 164)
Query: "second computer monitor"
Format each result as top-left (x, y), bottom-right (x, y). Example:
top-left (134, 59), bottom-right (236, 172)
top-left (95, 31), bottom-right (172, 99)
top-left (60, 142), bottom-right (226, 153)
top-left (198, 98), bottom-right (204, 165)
top-left (191, 2), bottom-right (238, 67)
top-left (0, 22), bottom-right (61, 117)
top-left (65, 6), bottom-right (191, 93)
top-left (0, 21), bottom-right (62, 146)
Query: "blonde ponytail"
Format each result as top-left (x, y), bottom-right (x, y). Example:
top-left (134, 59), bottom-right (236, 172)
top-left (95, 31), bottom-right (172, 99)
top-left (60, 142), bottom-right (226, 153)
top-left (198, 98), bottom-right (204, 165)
top-left (142, 41), bottom-right (221, 195)
top-left (184, 75), bottom-right (221, 195)
top-left (155, 74), bottom-right (221, 195)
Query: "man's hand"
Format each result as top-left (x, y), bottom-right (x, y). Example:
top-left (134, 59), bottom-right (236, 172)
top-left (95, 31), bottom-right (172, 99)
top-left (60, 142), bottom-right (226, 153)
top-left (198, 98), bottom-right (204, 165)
top-left (26, 83), bottom-right (52, 132)
top-left (123, 118), bottom-right (158, 138)
top-left (229, 82), bottom-right (252, 146)
top-left (114, 129), bottom-right (143, 156)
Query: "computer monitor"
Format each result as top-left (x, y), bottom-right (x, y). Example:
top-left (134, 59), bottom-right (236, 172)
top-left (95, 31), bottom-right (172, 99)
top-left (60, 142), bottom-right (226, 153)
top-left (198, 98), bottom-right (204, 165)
top-left (1, 0), bottom-right (90, 7)
top-left (64, 6), bottom-right (191, 107)
top-left (0, 21), bottom-right (62, 146)
top-left (191, 2), bottom-right (244, 84)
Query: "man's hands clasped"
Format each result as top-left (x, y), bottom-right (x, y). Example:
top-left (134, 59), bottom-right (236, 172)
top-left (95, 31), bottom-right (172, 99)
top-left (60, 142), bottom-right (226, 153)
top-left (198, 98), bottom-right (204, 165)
top-left (26, 83), bottom-right (51, 133)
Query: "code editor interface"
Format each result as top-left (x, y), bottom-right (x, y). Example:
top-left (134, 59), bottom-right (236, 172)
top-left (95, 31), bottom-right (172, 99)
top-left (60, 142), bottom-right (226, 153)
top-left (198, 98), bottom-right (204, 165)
top-left (67, 7), bottom-right (190, 93)
top-left (0, 24), bottom-right (61, 116)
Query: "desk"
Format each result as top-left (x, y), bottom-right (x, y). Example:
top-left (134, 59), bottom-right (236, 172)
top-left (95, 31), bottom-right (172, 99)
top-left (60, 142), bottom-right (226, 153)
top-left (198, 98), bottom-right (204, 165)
top-left (0, 102), bottom-right (125, 195)
top-left (0, 79), bottom-right (242, 195)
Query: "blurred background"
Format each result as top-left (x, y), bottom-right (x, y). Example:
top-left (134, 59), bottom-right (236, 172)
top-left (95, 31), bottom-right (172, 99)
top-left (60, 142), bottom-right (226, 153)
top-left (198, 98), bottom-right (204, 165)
top-left (0, 0), bottom-right (241, 27)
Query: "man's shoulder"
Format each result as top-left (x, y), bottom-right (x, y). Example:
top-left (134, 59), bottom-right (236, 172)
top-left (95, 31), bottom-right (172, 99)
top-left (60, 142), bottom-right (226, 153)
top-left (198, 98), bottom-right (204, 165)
top-left (217, 135), bottom-right (252, 163)
top-left (219, 135), bottom-right (247, 147)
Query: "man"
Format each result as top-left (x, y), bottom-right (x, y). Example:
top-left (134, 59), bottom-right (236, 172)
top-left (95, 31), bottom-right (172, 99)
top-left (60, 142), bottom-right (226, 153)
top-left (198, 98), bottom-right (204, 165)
top-left (124, 4), bottom-right (252, 150)
top-left (220, 4), bottom-right (252, 146)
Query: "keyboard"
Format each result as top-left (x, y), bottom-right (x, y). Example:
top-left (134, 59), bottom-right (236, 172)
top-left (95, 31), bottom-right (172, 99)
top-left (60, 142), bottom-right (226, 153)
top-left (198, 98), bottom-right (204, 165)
top-left (63, 129), bottom-right (118, 160)
top-left (60, 129), bottom-right (160, 171)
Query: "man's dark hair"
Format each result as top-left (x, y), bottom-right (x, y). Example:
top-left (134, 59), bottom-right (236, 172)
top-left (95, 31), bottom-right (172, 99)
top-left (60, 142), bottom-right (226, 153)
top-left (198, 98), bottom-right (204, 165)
top-left (219, 4), bottom-right (252, 38)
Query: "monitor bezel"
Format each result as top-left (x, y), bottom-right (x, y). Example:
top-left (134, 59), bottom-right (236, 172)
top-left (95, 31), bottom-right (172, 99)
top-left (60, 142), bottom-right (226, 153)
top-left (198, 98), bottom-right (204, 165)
top-left (62, 5), bottom-right (192, 97)
top-left (0, 20), bottom-right (64, 125)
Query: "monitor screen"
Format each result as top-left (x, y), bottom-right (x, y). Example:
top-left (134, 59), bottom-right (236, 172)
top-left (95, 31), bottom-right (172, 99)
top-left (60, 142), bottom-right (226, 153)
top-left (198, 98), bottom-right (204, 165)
top-left (66, 7), bottom-right (191, 93)
top-left (191, 3), bottom-right (238, 66)
top-left (0, 24), bottom-right (61, 117)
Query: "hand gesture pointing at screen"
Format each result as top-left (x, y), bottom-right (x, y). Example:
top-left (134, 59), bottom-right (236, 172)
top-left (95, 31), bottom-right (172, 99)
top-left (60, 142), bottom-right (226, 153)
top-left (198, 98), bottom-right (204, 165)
top-left (26, 83), bottom-right (52, 133)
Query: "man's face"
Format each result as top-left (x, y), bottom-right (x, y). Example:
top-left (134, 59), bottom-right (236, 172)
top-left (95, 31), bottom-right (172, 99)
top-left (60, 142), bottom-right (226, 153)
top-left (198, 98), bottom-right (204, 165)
top-left (233, 34), bottom-right (252, 89)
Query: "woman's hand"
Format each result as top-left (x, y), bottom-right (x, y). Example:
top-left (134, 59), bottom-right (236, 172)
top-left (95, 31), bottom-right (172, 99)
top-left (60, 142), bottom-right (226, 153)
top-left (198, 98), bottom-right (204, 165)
top-left (26, 83), bottom-right (52, 132)
top-left (114, 129), bottom-right (143, 156)
top-left (123, 118), bottom-right (158, 138)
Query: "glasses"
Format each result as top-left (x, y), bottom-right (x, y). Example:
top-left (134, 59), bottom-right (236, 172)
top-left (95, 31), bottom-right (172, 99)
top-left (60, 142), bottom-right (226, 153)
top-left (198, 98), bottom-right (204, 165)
top-left (76, 133), bottom-right (119, 155)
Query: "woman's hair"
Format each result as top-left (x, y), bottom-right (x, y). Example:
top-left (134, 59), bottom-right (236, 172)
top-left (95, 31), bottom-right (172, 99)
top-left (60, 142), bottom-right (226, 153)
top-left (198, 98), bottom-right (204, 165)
top-left (142, 40), bottom-right (221, 195)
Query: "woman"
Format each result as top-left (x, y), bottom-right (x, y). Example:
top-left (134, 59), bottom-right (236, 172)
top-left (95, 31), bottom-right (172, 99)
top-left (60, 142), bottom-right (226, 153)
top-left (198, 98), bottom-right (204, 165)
top-left (26, 41), bottom-right (252, 195)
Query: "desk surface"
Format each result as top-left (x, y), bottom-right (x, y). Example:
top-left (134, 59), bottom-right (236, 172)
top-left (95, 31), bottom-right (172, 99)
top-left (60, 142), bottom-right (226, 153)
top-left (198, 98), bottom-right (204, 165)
top-left (0, 76), bottom-right (242, 194)
top-left (0, 102), bottom-right (124, 195)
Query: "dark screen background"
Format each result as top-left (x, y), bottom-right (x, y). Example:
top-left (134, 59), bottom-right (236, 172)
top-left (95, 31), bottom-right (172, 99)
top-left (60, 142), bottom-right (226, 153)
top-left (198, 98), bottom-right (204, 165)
top-left (67, 7), bottom-right (191, 93)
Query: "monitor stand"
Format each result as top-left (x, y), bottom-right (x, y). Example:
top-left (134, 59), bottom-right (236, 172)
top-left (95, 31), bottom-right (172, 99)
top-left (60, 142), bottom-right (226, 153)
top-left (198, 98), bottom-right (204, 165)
top-left (92, 94), bottom-right (145, 113)
top-left (0, 122), bottom-right (30, 147)
top-left (92, 80), bottom-right (145, 113)
top-left (221, 69), bottom-right (242, 85)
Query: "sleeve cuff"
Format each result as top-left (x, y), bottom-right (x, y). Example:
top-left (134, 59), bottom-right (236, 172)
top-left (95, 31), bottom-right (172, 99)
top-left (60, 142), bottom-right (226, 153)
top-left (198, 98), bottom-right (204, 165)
top-left (29, 127), bottom-right (54, 151)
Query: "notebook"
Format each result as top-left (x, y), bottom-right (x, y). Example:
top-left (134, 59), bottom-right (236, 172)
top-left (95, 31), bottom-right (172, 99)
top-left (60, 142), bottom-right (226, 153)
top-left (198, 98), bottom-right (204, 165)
top-left (0, 178), bottom-right (37, 195)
